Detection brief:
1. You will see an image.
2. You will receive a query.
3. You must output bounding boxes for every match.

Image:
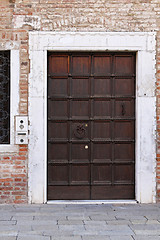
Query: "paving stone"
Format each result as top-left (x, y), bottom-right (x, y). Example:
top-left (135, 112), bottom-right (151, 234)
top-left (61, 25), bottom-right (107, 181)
top-left (115, 215), bottom-right (146, 220)
top-left (0, 215), bottom-right (12, 221)
top-left (0, 225), bottom-right (31, 231)
top-left (51, 237), bottom-right (82, 240)
top-left (82, 236), bottom-right (110, 240)
top-left (58, 220), bottom-right (83, 225)
top-left (110, 237), bottom-right (133, 240)
top-left (32, 225), bottom-right (59, 231)
top-left (17, 220), bottom-right (57, 225)
top-left (18, 231), bottom-right (43, 236)
top-left (74, 225), bottom-right (134, 236)
top-left (0, 231), bottom-right (18, 237)
top-left (130, 219), bottom-right (147, 224)
top-left (43, 230), bottom-right (75, 236)
top-left (84, 220), bottom-right (107, 225)
top-left (130, 224), bottom-right (160, 235)
top-left (0, 220), bottom-right (16, 225)
top-left (106, 220), bottom-right (131, 225)
top-left (58, 225), bottom-right (85, 232)
top-left (89, 215), bottom-right (116, 220)
top-left (12, 216), bottom-right (34, 221)
top-left (146, 220), bottom-right (160, 224)
top-left (133, 237), bottom-right (160, 240)
top-left (67, 216), bottom-right (90, 220)
top-left (17, 236), bottom-right (50, 240)
top-left (34, 215), bottom-right (67, 220)
top-left (0, 237), bottom-right (16, 240)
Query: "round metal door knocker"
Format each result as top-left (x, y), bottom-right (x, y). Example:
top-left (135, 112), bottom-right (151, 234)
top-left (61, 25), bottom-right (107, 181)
top-left (74, 124), bottom-right (86, 139)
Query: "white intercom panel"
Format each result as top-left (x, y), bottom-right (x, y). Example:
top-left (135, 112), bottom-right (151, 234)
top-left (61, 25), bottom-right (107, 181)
top-left (15, 116), bottom-right (28, 145)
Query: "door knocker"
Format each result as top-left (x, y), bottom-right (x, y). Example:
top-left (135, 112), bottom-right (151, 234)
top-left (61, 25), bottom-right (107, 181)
top-left (74, 124), bottom-right (86, 139)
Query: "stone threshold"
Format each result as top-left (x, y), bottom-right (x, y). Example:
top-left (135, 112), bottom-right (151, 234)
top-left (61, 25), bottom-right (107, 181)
top-left (47, 200), bottom-right (137, 205)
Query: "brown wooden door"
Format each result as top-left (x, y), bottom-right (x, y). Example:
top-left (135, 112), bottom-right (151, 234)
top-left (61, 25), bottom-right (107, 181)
top-left (47, 52), bottom-right (135, 200)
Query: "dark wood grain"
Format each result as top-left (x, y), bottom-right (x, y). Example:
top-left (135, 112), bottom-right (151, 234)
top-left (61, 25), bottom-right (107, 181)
top-left (47, 52), bottom-right (135, 200)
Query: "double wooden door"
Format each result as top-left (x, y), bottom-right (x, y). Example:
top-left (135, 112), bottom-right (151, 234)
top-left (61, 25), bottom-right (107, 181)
top-left (47, 52), bottom-right (135, 200)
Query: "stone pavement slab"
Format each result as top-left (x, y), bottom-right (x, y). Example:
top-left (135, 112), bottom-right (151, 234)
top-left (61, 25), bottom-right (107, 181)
top-left (0, 238), bottom-right (16, 240)
top-left (133, 237), bottom-right (160, 240)
top-left (51, 237), bottom-right (82, 240)
top-left (0, 203), bottom-right (160, 239)
top-left (130, 224), bottom-right (160, 235)
top-left (82, 237), bottom-right (110, 240)
top-left (17, 236), bottom-right (50, 240)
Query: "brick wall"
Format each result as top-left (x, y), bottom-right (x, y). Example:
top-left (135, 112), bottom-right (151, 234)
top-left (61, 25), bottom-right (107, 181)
top-left (0, 0), bottom-right (160, 203)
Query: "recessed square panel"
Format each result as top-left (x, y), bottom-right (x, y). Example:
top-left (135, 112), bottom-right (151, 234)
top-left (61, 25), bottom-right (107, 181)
top-left (114, 78), bottom-right (134, 96)
top-left (93, 121), bottom-right (111, 139)
top-left (48, 165), bottom-right (68, 184)
top-left (48, 143), bottom-right (68, 162)
top-left (72, 101), bottom-right (89, 118)
top-left (93, 143), bottom-right (111, 162)
top-left (48, 122), bottom-right (68, 139)
top-left (114, 164), bottom-right (134, 183)
top-left (114, 143), bottom-right (134, 161)
top-left (92, 164), bottom-right (112, 184)
top-left (115, 56), bottom-right (134, 75)
top-left (72, 56), bottom-right (90, 76)
top-left (114, 100), bottom-right (134, 118)
top-left (48, 78), bottom-right (68, 96)
top-left (72, 78), bottom-right (89, 96)
top-left (71, 164), bottom-right (90, 184)
top-left (93, 56), bottom-right (111, 76)
top-left (48, 100), bottom-right (68, 118)
top-left (114, 121), bottom-right (134, 140)
top-left (49, 56), bottom-right (68, 75)
top-left (94, 100), bottom-right (111, 117)
top-left (71, 122), bottom-right (89, 140)
top-left (93, 78), bottom-right (111, 96)
top-left (72, 143), bottom-right (89, 162)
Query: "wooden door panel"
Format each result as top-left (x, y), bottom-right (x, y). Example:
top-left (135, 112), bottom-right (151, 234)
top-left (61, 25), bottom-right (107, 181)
top-left (114, 78), bottom-right (134, 96)
top-left (91, 164), bottom-right (112, 184)
top-left (71, 143), bottom-right (89, 163)
top-left (48, 52), bottom-right (135, 200)
top-left (91, 185), bottom-right (135, 200)
top-left (114, 121), bottom-right (134, 140)
top-left (114, 99), bottom-right (134, 118)
top-left (48, 122), bottom-right (68, 139)
top-left (114, 164), bottom-right (134, 183)
top-left (48, 186), bottom-right (90, 200)
top-left (92, 143), bottom-right (112, 162)
top-left (48, 164), bottom-right (68, 185)
top-left (92, 121), bottom-right (111, 139)
top-left (48, 143), bottom-right (68, 162)
top-left (48, 78), bottom-right (68, 96)
top-left (94, 100), bottom-right (111, 117)
top-left (72, 100), bottom-right (89, 118)
top-left (93, 78), bottom-right (111, 96)
top-left (71, 164), bottom-right (90, 184)
top-left (93, 56), bottom-right (111, 76)
top-left (72, 56), bottom-right (90, 76)
top-left (48, 100), bottom-right (68, 118)
top-left (114, 143), bottom-right (134, 161)
top-left (49, 55), bottom-right (69, 76)
top-left (72, 78), bottom-right (90, 96)
top-left (115, 55), bottom-right (134, 75)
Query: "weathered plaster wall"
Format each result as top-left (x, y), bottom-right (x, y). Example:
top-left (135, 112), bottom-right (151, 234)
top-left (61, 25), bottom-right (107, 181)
top-left (0, 0), bottom-right (159, 203)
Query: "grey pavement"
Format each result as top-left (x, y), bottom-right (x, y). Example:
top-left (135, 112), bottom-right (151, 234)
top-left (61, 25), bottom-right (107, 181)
top-left (0, 204), bottom-right (160, 239)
